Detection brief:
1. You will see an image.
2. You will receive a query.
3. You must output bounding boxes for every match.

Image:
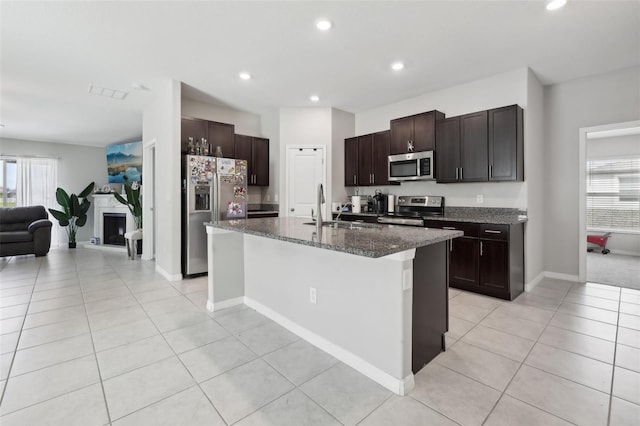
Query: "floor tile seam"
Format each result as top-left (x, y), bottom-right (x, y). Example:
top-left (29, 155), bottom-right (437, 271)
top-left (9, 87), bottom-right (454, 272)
top-left (618, 310), bottom-right (640, 320)
top-left (262, 348), bottom-right (341, 389)
top-left (535, 338), bottom-right (615, 366)
top-left (566, 291), bottom-right (621, 303)
top-left (430, 360), bottom-right (511, 394)
top-left (512, 300), bottom-right (562, 312)
top-left (560, 299), bottom-right (622, 314)
top-left (240, 334), bottom-right (303, 358)
top-left (0, 267), bottom-right (42, 408)
top-left (98, 352), bottom-right (177, 382)
top-left (16, 325), bottom-right (92, 352)
top-left (456, 336), bottom-right (532, 364)
top-left (8, 337), bottom-right (98, 379)
top-left (0, 380), bottom-right (103, 419)
top-left (221, 382), bottom-right (299, 426)
top-left (403, 394), bottom-right (464, 426)
top-left (544, 322), bottom-right (617, 343)
top-left (94, 332), bottom-right (169, 357)
top-left (476, 320), bottom-right (544, 342)
top-left (495, 393), bottom-right (580, 426)
top-left (553, 310), bottom-right (619, 326)
top-left (294, 372), bottom-right (358, 426)
top-left (0, 309), bottom-right (29, 322)
top-left (521, 358), bottom-right (614, 394)
top-left (354, 392), bottom-right (396, 426)
top-left (480, 302), bottom-right (579, 426)
top-left (609, 389), bottom-right (640, 408)
top-left (25, 300), bottom-right (86, 316)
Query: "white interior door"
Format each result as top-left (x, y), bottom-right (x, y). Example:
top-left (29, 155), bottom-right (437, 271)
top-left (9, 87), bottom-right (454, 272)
top-left (286, 146), bottom-right (325, 218)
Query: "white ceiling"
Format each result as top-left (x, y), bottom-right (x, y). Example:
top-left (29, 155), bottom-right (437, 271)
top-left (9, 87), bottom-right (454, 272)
top-left (1, 1), bottom-right (639, 147)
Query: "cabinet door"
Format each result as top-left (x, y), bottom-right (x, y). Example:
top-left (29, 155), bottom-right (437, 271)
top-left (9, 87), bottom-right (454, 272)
top-left (234, 134), bottom-right (253, 180)
top-left (252, 137), bottom-right (269, 186)
top-left (357, 134), bottom-right (373, 186)
top-left (489, 105), bottom-right (523, 182)
top-left (435, 117), bottom-right (461, 183)
top-left (181, 117), bottom-right (208, 154)
top-left (344, 137), bottom-right (359, 186)
top-left (449, 237), bottom-right (479, 288)
top-left (460, 111), bottom-right (488, 182)
top-left (479, 239), bottom-right (509, 292)
top-left (413, 112), bottom-right (437, 152)
top-left (372, 130), bottom-right (390, 185)
top-left (208, 121), bottom-right (235, 158)
top-left (390, 117), bottom-right (413, 154)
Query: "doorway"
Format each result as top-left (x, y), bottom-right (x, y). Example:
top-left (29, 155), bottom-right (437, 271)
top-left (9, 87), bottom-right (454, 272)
top-left (143, 139), bottom-right (156, 260)
top-left (285, 146), bottom-right (325, 218)
top-left (579, 121), bottom-right (640, 289)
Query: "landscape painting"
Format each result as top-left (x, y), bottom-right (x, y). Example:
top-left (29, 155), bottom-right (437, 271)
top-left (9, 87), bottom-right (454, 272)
top-left (107, 141), bottom-right (142, 183)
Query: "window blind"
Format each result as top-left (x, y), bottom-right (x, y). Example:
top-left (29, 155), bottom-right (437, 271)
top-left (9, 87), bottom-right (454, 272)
top-left (586, 157), bottom-right (640, 232)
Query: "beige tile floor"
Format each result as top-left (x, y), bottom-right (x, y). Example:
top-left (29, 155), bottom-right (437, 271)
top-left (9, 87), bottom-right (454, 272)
top-left (0, 248), bottom-right (639, 425)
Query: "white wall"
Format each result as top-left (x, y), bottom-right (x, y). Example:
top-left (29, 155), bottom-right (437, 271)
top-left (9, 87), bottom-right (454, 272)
top-left (586, 133), bottom-right (640, 256)
top-left (277, 108), bottom-right (333, 215)
top-left (143, 79), bottom-right (182, 280)
top-left (354, 68), bottom-right (529, 208)
top-left (544, 66), bottom-right (640, 277)
top-left (0, 137), bottom-right (106, 246)
top-left (331, 108), bottom-right (355, 205)
top-left (524, 69), bottom-right (545, 284)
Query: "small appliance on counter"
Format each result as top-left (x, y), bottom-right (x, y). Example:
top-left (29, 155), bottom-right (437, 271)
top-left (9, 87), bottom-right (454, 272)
top-left (378, 195), bottom-right (444, 226)
top-left (371, 190), bottom-right (388, 214)
top-left (388, 194), bottom-right (396, 212)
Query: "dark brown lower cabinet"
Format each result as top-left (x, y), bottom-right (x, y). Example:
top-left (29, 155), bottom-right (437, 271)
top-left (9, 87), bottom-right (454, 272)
top-left (426, 220), bottom-right (524, 300)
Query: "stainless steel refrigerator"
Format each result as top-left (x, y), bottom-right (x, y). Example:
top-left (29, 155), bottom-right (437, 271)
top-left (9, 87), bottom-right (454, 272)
top-left (182, 155), bottom-right (248, 276)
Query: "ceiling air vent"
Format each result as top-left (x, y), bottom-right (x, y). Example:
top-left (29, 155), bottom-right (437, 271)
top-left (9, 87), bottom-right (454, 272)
top-left (88, 84), bottom-right (128, 100)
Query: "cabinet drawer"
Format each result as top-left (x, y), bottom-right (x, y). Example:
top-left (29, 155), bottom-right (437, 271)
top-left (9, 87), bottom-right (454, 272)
top-left (426, 220), bottom-right (478, 237)
top-left (479, 224), bottom-right (509, 241)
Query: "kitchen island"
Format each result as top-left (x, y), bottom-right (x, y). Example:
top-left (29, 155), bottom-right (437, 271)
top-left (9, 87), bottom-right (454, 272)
top-left (205, 217), bottom-right (461, 395)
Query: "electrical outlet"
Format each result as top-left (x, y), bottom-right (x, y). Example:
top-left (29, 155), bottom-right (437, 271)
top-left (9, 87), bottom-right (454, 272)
top-left (476, 194), bottom-right (484, 204)
top-left (309, 287), bottom-right (317, 304)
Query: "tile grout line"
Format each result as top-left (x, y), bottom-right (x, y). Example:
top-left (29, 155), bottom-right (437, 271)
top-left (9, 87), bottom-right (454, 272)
top-left (0, 256), bottom-right (42, 412)
top-left (479, 285), bottom-right (577, 425)
top-left (606, 291), bottom-right (623, 426)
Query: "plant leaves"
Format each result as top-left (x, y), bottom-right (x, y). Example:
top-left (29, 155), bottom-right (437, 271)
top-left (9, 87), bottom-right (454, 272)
top-left (78, 182), bottom-right (95, 198)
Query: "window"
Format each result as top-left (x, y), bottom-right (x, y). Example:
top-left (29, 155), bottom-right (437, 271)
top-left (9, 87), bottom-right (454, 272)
top-left (587, 157), bottom-right (640, 232)
top-left (0, 158), bottom-right (17, 207)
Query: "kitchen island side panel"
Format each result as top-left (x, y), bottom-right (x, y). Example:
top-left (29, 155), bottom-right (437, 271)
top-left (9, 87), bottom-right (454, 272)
top-left (242, 234), bottom-right (415, 389)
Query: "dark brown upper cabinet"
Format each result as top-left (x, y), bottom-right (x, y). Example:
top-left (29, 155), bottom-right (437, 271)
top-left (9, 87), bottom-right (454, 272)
top-left (345, 130), bottom-right (390, 187)
top-left (390, 110), bottom-right (445, 154)
top-left (488, 105), bottom-right (524, 182)
top-left (181, 117), bottom-right (208, 154)
top-left (345, 137), bottom-right (359, 187)
top-left (207, 121), bottom-right (235, 159)
top-left (234, 134), bottom-right (269, 186)
top-left (436, 111), bottom-right (488, 183)
top-left (436, 105), bottom-right (523, 184)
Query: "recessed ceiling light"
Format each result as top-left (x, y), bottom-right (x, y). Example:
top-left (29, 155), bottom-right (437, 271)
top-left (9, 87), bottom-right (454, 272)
top-left (545, 0), bottom-right (567, 11)
top-left (316, 19), bottom-right (332, 31)
top-left (310, 95), bottom-right (320, 102)
top-left (131, 83), bottom-right (149, 91)
top-left (391, 62), bottom-right (405, 71)
top-left (239, 72), bottom-right (252, 80)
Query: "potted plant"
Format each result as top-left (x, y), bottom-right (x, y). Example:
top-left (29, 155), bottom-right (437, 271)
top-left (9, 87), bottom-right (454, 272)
top-left (48, 182), bottom-right (95, 248)
top-left (114, 181), bottom-right (142, 230)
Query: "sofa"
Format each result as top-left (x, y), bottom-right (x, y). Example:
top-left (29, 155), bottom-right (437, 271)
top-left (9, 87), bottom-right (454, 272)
top-left (0, 206), bottom-right (52, 257)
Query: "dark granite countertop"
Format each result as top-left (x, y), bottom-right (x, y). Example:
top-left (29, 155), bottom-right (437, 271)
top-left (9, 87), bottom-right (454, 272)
top-left (206, 217), bottom-right (462, 258)
top-left (334, 207), bottom-right (527, 225)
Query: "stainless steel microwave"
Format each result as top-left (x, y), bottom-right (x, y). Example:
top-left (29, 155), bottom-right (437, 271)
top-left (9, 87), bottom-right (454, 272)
top-left (388, 151), bottom-right (434, 181)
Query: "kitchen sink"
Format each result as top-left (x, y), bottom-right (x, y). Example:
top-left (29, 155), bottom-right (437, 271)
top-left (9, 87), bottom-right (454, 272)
top-left (303, 220), bottom-right (381, 230)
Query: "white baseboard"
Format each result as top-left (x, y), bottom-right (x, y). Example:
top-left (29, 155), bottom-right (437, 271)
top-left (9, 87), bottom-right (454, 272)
top-left (244, 296), bottom-right (414, 396)
top-left (610, 249), bottom-right (640, 257)
top-left (208, 296), bottom-right (244, 313)
top-left (525, 271), bottom-right (546, 292)
top-left (155, 265), bottom-right (182, 281)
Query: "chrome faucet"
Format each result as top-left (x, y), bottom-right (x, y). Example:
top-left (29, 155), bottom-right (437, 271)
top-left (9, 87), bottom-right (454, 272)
top-left (334, 202), bottom-right (352, 222)
top-left (315, 183), bottom-right (325, 233)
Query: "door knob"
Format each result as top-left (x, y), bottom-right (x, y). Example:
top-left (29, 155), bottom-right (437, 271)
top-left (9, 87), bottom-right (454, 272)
top-left (290, 208), bottom-right (295, 212)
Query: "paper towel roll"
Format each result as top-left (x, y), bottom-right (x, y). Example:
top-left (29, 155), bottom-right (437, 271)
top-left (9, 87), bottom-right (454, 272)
top-left (388, 194), bottom-right (395, 212)
top-left (351, 196), bottom-right (361, 213)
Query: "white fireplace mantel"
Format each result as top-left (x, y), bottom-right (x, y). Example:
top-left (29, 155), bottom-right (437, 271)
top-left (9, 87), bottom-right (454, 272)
top-left (91, 194), bottom-right (135, 246)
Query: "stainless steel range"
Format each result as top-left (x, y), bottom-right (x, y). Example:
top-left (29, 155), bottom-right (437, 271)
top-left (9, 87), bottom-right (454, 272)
top-left (377, 195), bottom-right (444, 227)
